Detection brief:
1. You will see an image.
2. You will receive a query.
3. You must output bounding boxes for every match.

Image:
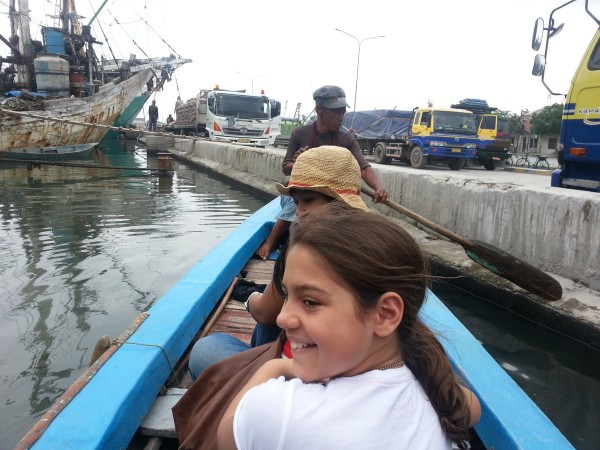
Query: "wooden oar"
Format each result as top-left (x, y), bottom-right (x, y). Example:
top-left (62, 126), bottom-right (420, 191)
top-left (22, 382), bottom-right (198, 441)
top-left (361, 187), bottom-right (563, 301)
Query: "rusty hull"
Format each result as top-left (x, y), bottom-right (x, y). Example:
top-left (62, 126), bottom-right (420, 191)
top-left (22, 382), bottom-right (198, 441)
top-left (0, 69), bottom-right (153, 151)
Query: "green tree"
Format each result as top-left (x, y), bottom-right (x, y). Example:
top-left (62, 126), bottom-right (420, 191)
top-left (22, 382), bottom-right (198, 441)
top-left (497, 110), bottom-right (521, 135)
top-left (531, 103), bottom-right (563, 136)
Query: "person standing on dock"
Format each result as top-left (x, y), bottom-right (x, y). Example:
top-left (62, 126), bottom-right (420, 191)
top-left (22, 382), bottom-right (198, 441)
top-left (175, 96), bottom-right (184, 119)
top-left (148, 100), bottom-right (159, 132)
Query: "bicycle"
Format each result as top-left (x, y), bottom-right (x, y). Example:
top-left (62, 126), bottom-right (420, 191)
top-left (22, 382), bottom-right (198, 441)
top-left (515, 153), bottom-right (532, 168)
top-left (514, 153), bottom-right (551, 169)
top-left (533, 155), bottom-right (550, 169)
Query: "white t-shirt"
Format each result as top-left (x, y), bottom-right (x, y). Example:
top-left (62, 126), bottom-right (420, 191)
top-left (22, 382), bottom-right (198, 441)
top-left (233, 365), bottom-right (451, 450)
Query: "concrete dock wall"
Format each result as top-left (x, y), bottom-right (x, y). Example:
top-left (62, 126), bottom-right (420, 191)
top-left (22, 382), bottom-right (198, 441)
top-left (171, 138), bottom-right (600, 293)
top-left (374, 170), bottom-right (600, 291)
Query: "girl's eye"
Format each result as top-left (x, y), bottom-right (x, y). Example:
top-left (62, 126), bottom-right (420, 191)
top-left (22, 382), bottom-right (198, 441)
top-left (303, 298), bottom-right (320, 308)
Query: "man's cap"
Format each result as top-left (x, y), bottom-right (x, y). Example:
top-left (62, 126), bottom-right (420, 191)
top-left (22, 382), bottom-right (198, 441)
top-left (313, 85), bottom-right (350, 109)
top-left (275, 146), bottom-right (368, 211)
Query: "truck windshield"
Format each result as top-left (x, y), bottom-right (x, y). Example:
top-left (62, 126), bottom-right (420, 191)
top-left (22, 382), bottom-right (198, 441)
top-left (215, 94), bottom-right (270, 119)
top-left (434, 111), bottom-right (477, 135)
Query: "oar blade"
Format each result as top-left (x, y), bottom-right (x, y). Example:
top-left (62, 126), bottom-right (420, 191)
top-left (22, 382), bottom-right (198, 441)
top-left (360, 186), bottom-right (563, 301)
top-left (465, 240), bottom-right (563, 301)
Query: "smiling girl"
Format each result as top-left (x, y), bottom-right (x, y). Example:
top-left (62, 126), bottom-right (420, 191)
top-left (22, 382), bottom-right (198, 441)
top-left (217, 203), bottom-right (481, 449)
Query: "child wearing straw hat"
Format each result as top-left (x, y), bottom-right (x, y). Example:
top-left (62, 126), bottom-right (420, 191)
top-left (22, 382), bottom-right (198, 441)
top-left (188, 146), bottom-right (369, 379)
top-left (274, 145), bottom-right (369, 211)
top-left (255, 85), bottom-right (388, 261)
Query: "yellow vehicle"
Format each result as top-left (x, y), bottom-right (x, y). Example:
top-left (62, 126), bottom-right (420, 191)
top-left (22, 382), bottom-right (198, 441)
top-left (451, 99), bottom-right (511, 170)
top-left (532, 0), bottom-right (600, 191)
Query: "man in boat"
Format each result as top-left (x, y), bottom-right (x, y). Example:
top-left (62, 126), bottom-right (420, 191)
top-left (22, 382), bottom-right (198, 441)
top-left (148, 100), bottom-right (159, 132)
top-left (188, 146), bottom-right (370, 379)
top-left (255, 85), bottom-right (389, 260)
top-left (166, 114), bottom-right (174, 124)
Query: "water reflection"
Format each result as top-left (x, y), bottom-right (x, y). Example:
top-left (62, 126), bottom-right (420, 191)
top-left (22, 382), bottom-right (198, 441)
top-left (0, 139), bottom-right (267, 449)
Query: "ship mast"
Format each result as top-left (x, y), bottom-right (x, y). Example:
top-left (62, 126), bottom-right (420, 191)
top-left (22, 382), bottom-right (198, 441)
top-left (9, 0), bottom-right (35, 89)
top-left (60, 0), bottom-right (82, 34)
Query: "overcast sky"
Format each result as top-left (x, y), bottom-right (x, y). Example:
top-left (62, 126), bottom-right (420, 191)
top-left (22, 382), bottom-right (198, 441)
top-left (21, 0), bottom-right (600, 121)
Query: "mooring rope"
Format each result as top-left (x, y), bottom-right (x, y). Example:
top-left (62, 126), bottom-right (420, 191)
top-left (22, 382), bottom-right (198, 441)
top-left (0, 157), bottom-right (173, 172)
top-left (0, 108), bottom-right (206, 141)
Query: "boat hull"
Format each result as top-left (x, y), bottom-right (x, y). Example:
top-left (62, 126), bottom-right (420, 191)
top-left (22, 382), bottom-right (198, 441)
top-left (0, 69), bottom-right (153, 151)
top-left (112, 92), bottom-right (152, 128)
top-left (0, 142), bottom-right (97, 161)
top-left (22, 199), bottom-right (573, 449)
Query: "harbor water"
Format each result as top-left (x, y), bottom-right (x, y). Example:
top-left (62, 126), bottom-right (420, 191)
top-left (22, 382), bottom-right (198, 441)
top-left (0, 139), bottom-right (266, 448)
top-left (0, 138), bottom-right (598, 449)
top-left (433, 282), bottom-right (600, 450)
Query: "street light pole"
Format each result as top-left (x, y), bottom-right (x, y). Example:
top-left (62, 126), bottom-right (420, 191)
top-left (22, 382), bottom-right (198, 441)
top-left (237, 72), bottom-right (267, 94)
top-left (335, 29), bottom-right (385, 114)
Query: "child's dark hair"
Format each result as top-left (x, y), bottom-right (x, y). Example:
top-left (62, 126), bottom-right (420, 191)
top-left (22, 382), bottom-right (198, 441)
top-left (274, 202), bottom-right (472, 445)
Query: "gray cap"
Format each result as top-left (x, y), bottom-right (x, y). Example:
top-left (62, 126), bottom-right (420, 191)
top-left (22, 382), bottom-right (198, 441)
top-left (313, 85), bottom-right (350, 109)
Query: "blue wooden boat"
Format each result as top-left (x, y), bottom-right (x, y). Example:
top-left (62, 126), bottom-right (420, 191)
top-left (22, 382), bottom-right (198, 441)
top-left (16, 198), bottom-right (574, 449)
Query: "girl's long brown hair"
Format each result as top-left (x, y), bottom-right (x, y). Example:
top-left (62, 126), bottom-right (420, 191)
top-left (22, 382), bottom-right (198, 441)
top-left (276, 202), bottom-right (472, 445)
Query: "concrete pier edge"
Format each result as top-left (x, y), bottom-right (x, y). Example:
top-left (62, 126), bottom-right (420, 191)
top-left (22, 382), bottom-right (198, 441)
top-left (163, 138), bottom-right (600, 349)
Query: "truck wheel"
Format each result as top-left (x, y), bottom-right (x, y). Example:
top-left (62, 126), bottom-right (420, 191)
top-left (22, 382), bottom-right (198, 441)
top-left (483, 160), bottom-right (495, 171)
top-left (448, 159), bottom-right (467, 170)
top-left (410, 146), bottom-right (427, 169)
top-left (374, 143), bottom-right (391, 164)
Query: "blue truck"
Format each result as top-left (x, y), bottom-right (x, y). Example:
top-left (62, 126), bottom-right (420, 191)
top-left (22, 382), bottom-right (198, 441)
top-left (344, 106), bottom-right (479, 170)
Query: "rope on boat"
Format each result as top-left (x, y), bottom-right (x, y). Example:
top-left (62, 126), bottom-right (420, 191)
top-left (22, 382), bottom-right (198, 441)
top-left (174, 71), bottom-right (182, 98)
top-left (135, 11), bottom-right (183, 58)
top-left (119, 341), bottom-right (175, 372)
top-left (106, 9), bottom-right (151, 60)
top-left (0, 108), bottom-right (209, 141)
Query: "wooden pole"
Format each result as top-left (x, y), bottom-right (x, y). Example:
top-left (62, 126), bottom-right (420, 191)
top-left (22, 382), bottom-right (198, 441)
top-left (157, 152), bottom-right (173, 176)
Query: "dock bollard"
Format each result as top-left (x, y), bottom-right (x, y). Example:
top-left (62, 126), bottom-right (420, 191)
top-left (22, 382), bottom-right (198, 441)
top-left (157, 152), bottom-right (173, 176)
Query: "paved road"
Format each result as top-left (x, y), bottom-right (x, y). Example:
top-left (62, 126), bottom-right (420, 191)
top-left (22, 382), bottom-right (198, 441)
top-left (364, 155), bottom-right (559, 190)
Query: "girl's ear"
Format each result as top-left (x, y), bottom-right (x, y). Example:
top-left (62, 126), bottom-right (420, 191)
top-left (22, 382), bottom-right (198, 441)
top-left (373, 292), bottom-right (404, 337)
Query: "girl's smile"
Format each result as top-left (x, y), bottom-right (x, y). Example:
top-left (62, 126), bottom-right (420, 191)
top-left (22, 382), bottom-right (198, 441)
top-left (277, 244), bottom-right (395, 382)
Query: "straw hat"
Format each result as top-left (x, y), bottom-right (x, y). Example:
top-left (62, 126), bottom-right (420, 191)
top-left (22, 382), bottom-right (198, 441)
top-left (275, 146), bottom-right (368, 210)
